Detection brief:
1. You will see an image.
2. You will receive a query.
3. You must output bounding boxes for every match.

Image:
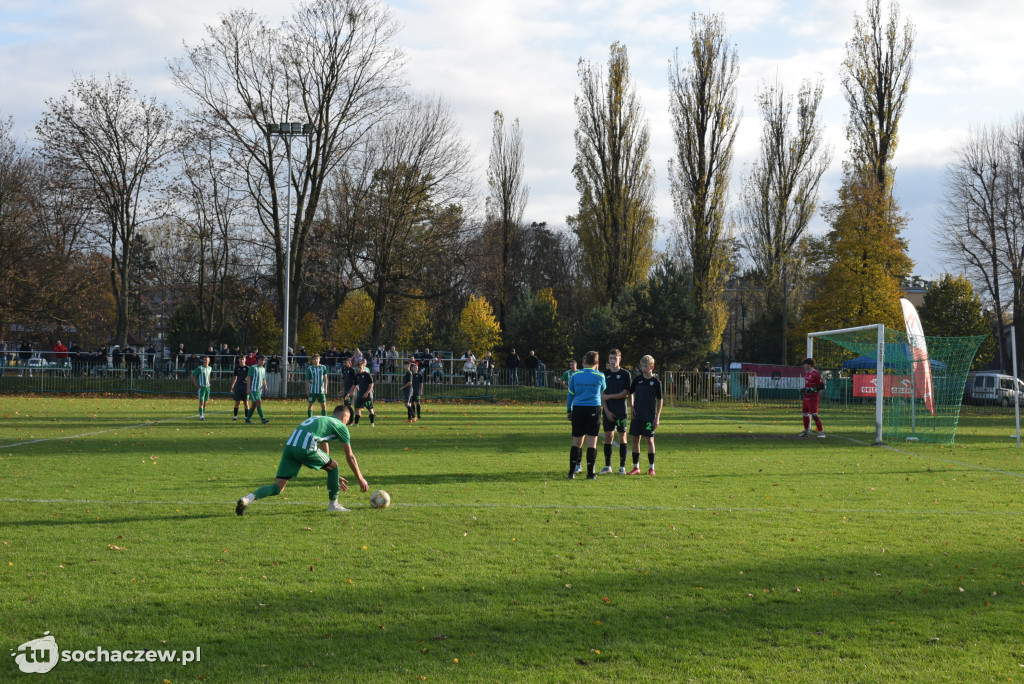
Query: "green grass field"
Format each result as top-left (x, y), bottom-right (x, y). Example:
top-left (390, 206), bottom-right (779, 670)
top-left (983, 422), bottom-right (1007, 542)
top-left (2, 395), bottom-right (1023, 683)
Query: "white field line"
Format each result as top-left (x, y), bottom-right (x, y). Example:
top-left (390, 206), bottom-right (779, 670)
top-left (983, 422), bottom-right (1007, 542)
top-left (0, 411), bottom-right (231, 450)
top-left (0, 497), bottom-right (1021, 517)
top-left (677, 407), bottom-right (1024, 480)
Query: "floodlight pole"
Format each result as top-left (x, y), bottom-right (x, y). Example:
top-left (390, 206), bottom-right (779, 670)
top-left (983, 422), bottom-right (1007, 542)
top-left (268, 122), bottom-right (313, 398)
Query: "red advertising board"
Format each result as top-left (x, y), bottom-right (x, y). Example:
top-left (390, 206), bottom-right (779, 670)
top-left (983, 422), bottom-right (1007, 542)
top-left (853, 374), bottom-right (926, 398)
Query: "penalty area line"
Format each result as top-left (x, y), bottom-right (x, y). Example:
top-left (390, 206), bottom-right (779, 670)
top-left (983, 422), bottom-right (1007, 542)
top-left (0, 497), bottom-right (1021, 517)
top-left (0, 410), bottom-right (235, 450)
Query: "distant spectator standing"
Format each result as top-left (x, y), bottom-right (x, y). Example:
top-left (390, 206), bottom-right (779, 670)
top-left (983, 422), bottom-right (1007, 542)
top-left (296, 346), bottom-right (308, 370)
top-left (387, 345), bottom-right (399, 375)
top-left (463, 354), bottom-right (477, 384)
top-left (479, 351), bottom-right (494, 386)
top-left (112, 345), bottom-right (123, 369)
top-left (524, 350), bottom-right (539, 386)
top-left (145, 343), bottom-right (156, 370)
top-left (19, 341), bottom-right (32, 376)
top-left (219, 343), bottom-right (231, 370)
top-left (54, 340), bottom-right (68, 368)
top-left (0, 339), bottom-right (7, 376)
top-left (506, 348), bottom-right (521, 386)
top-left (325, 345), bottom-right (341, 370)
top-left (431, 353), bottom-right (444, 384)
top-left (175, 343), bottom-right (187, 369)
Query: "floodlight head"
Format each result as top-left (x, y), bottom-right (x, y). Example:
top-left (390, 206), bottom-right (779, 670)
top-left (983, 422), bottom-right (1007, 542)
top-left (302, 123), bottom-right (313, 136)
top-left (289, 122), bottom-right (303, 134)
top-left (268, 123), bottom-right (280, 134)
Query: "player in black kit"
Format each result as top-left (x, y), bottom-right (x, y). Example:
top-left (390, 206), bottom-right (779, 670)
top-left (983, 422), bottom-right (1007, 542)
top-left (400, 361), bottom-right (424, 422)
top-left (340, 357), bottom-right (357, 407)
top-left (345, 357), bottom-right (376, 426)
top-left (627, 355), bottom-right (663, 475)
top-left (600, 348), bottom-right (632, 474)
top-left (229, 355), bottom-right (250, 421)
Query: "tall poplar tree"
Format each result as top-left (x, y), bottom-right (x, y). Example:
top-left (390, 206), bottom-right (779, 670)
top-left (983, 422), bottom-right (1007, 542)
top-left (569, 42), bottom-right (657, 306)
top-left (485, 111), bottom-right (528, 332)
top-left (668, 13), bottom-right (740, 354)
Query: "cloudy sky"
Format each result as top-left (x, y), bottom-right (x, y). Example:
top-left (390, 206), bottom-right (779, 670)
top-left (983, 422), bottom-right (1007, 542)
top-left (3, 0), bottom-right (1023, 277)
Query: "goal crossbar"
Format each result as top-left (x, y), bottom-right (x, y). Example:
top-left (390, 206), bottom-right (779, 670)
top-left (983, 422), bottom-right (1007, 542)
top-left (807, 324), bottom-right (885, 445)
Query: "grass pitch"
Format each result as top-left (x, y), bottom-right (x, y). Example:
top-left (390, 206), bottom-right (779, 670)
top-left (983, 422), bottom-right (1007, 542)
top-left (2, 396), bottom-right (1023, 683)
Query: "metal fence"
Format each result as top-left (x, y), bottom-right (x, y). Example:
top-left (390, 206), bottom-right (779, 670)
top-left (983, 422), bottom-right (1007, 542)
top-left (0, 358), bottom-right (1014, 417)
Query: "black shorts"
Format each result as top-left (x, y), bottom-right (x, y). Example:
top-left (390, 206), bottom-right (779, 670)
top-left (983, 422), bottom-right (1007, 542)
top-left (354, 393), bottom-right (374, 410)
top-left (570, 406), bottom-right (601, 438)
top-left (629, 417), bottom-right (656, 438)
top-left (603, 411), bottom-right (627, 433)
top-left (403, 391), bottom-right (420, 403)
top-left (232, 386), bottom-right (247, 402)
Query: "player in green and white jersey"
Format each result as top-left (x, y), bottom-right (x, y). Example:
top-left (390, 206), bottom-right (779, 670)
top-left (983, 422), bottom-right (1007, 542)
top-left (235, 404), bottom-right (370, 515)
top-left (306, 353), bottom-right (329, 418)
top-left (191, 355), bottom-right (213, 420)
top-left (244, 353), bottom-right (270, 424)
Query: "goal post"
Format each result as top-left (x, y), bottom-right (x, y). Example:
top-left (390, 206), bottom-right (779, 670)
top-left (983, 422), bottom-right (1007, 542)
top-left (808, 324), bottom-right (885, 445)
top-left (808, 324), bottom-right (985, 445)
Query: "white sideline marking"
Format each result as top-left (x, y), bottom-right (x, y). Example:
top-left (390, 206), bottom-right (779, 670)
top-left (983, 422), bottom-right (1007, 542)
top-left (677, 407), bottom-right (1024, 480)
top-left (0, 497), bottom-right (1021, 517)
top-left (0, 411), bottom-right (232, 450)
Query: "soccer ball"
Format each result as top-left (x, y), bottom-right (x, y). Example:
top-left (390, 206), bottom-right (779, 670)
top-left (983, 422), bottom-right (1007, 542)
top-left (370, 490), bottom-right (391, 509)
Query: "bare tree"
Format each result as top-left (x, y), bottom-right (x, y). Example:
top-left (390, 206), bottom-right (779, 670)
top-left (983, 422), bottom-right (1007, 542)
top-left (173, 127), bottom-right (249, 343)
top-left (939, 126), bottom-right (1009, 369)
top-left (841, 0), bottom-right (915, 190)
top-left (485, 111), bottom-right (529, 331)
top-left (36, 74), bottom-right (177, 345)
top-left (170, 0), bottom-right (404, 347)
top-left (740, 77), bottom-right (831, 362)
top-left (330, 95), bottom-right (475, 348)
top-left (569, 42), bottom-right (657, 306)
top-left (669, 13), bottom-right (740, 353)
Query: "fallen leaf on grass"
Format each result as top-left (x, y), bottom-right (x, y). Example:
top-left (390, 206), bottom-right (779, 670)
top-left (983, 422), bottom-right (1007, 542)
top-left (107, 544), bottom-right (126, 551)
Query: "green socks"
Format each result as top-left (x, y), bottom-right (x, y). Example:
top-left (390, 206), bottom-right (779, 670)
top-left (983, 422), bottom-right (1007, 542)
top-left (256, 405), bottom-right (265, 420)
top-left (252, 483), bottom-right (280, 501)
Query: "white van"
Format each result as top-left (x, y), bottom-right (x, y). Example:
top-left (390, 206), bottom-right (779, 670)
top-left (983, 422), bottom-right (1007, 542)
top-left (966, 372), bottom-right (1024, 406)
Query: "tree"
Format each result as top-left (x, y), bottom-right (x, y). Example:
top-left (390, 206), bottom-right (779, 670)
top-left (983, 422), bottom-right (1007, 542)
top-left (296, 311), bottom-right (325, 355)
top-left (170, 0), bottom-right (404, 348)
top-left (569, 42), bottom-right (657, 305)
top-left (506, 288), bottom-right (570, 365)
top-left (615, 260), bottom-right (710, 370)
top-left (172, 128), bottom-right (248, 345)
top-left (331, 95), bottom-right (474, 348)
top-left (668, 14), bottom-right (740, 355)
top-left (328, 290), bottom-right (374, 350)
top-left (938, 125), bottom-right (1012, 370)
top-left (36, 74), bottom-right (177, 345)
top-left (740, 77), bottom-right (831, 363)
top-left (918, 274), bottom-right (995, 370)
top-left (485, 111), bottom-right (528, 331)
top-left (455, 295), bottom-right (502, 356)
top-left (841, 0), bottom-right (915, 190)
top-left (249, 303), bottom-right (282, 354)
top-left (799, 171), bottom-right (912, 336)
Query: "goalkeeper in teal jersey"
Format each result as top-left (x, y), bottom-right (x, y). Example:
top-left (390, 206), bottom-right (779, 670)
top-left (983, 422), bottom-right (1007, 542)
top-left (236, 404), bottom-right (370, 515)
top-left (306, 354), bottom-right (329, 418)
top-left (244, 354), bottom-right (270, 424)
top-left (191, 356), bottom-right (213, 420)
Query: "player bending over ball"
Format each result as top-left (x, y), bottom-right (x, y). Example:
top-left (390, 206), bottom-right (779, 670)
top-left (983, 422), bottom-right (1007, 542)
top-left (229, 355), bottom-right (250, 421)
top-left (192, 355), bottom-right (212, 420)
top-left (235, 404), bottom-right (369, 515)
top-left (345, 357), bottom-right (376, 426)
top-left (627, 355), bottom-right (663, 475)
top-left (244, 353), bottom-right (270, 424)
top-left (400, 361), bottom-right (424, 422)
top-left (800, 357), bottom-right (826, 438)
top-left (306, 354), bottom-right (329, 418)
top-left (600, 348), bottom-right (631, 474)
top-left (566, 350), bottom-right (606, 479)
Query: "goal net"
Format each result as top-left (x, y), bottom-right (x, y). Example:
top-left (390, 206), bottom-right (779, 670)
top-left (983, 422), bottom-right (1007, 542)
top-left (808, 325), bottom-right (985, 444)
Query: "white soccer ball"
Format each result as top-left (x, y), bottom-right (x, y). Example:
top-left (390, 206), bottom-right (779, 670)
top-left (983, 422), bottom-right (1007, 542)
top-left (370, 490), bottom-right (391, 509)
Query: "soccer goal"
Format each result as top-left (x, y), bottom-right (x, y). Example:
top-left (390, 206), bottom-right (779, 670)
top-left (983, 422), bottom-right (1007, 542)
top-left (807, 324), bottom-right (985, 445)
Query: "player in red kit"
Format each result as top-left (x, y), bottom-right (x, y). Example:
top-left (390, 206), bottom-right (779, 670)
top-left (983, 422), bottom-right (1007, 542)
top-left (800, 357), bottom-right (826, 438)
